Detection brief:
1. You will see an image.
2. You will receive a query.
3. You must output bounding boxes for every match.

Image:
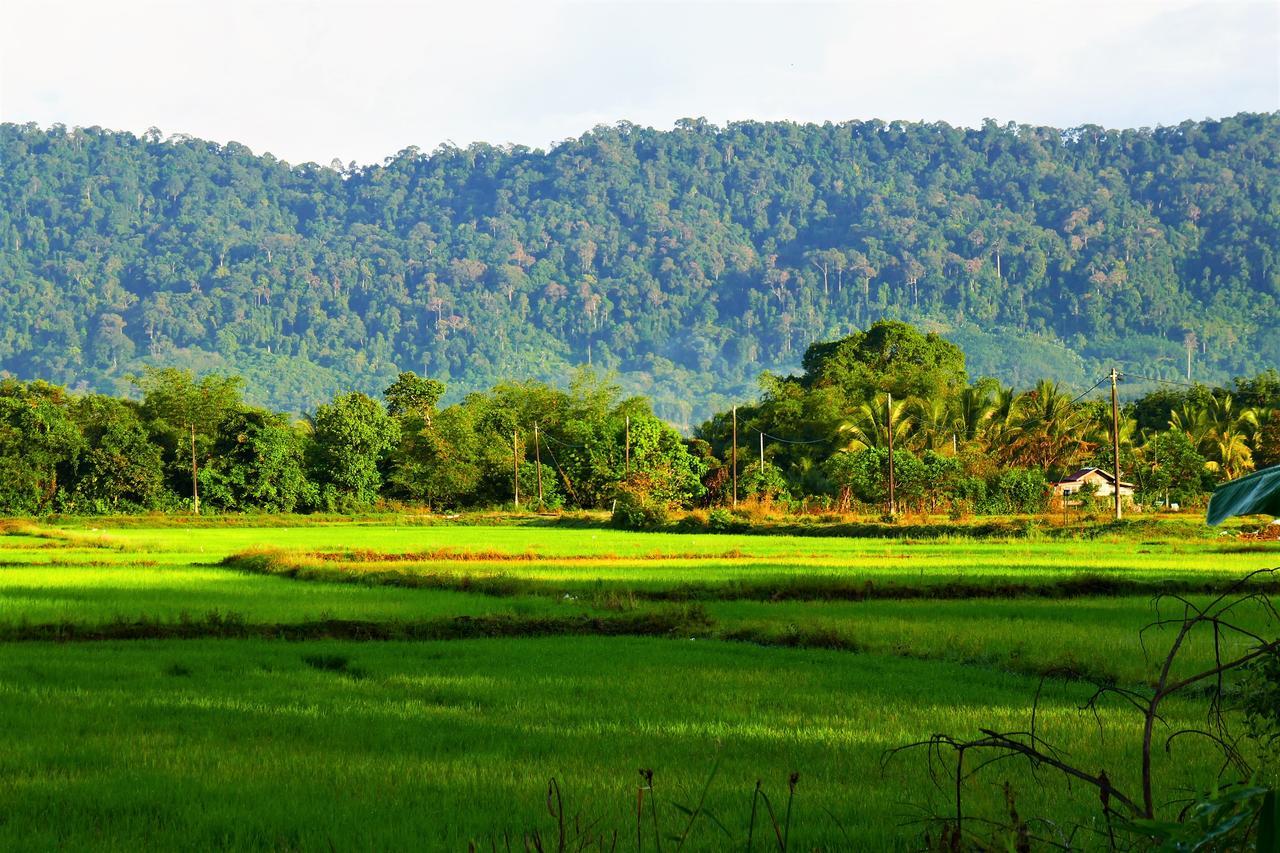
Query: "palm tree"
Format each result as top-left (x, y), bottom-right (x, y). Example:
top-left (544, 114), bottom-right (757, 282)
top-left (1081, 401), bottom-right (1137, 457)
top-left (976, 386), bottom-right (1020, 461)
top-left (908, 395), bottom-right (955, 452)
top-left (1170, 395), bottom-right (1259, 479)
top-left (955, 384), bottom-right (995, 443)
top-left (1008, 380), bottom-right (1091, 474)
top-left (1205, 428), bottom-right (1255, 479)
top-left (1169, 403), bottom-right (1212, 451)
top-left (839, 393), bottom-right (915, 452)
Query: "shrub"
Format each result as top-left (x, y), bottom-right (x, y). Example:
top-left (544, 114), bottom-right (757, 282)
top-left (611, 486), bottom-right (669, 530)
top-left (706, 507), bottom-right (740, 532)
top-left (674, 510), bottom-right (707, 532)
top-left (993, 467), bottom-right (1050, 514)
top-left (740, 462), bottom-right (790, 503)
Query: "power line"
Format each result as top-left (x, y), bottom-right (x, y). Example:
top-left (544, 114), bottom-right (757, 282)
top-left (1066, 376), bottom-right (1110, 407)
top-left (538, 430), bottom-right (588, 450)
top-left (1122, 372), bottom-right (1203, 390)
top-left (756, 429), bottom-right (829, 445)
top-left (538, 439), bottom-right (578, 504)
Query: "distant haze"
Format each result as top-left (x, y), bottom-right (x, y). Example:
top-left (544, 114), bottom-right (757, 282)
top-left (2, 0), bottom-right (1277, 166)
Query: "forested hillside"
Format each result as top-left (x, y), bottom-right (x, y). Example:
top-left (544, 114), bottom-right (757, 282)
top-left (1, 114), bottom-right (1276, 426)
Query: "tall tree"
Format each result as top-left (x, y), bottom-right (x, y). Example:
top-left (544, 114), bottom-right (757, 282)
top-left (383, 372), bottom-right (446, 424)
top-left (136, 368), bottom-right (243, 514)
top-left (0, 381), bottom-right (83, 514)
top-left (310, 392), bottom-right (400, 510)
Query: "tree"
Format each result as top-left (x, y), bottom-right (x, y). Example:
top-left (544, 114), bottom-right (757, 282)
top-left (0, 381), bottom-right (83, 514)
top-left (1255, 411), bottom-right (1280, 469)
top-left (838, 393), bottom-right (914, 452)
top-left (800, 320), bottom-right (968, 404)
top-left (68, 395), bottom-right (166, 513)
top-left (136, 368), bottom-right (243, 513)
top-left (955, 382), bottom-right (996, 443)
top-left (385, 403), bottom-right (504, 510)
top-left (1135, 429), bottom-right (1209, 505)
top-left (614, 411), bottom-right (706, 507)
top-left (823, 447), bottom-right (925, 512)
top-left (383, 372), bottom-right (446, 424)
top-left (738, 460), bottom-right (790, 504)
top-left (1007, 380), bottom-right (1091, 475)
top-left (1171, 395), bottom-right (1259, 480)
top-left (201, 409), bottom-right (316, 512)
top-left (310, 392), bottom-right (400, 510)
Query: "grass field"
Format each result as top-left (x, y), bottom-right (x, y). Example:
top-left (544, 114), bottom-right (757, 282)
top-left (0, 516), bottom-right (1276, 849)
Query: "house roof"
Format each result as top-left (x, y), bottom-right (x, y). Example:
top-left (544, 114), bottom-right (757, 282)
top-left (1055, 467), bottom-right (1136, 489)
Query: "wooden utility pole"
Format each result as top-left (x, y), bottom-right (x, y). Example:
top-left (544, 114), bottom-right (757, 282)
top-left (534, 422), bottom-right (543, 508)
top-left (513, 429), bottom-right (520, 508)
top-left (887, 393), bottom-right (896, 517)
top-left (190, 423), bottom-right (199, 515)
top-left (759, 430), bottom-right (765, 470)
top-left (731, 406), bottom-right (738, 507)
top-left (624, 415), bottom-right (630, 476)
top-left (1110, 368), bottom-right (1122, 521)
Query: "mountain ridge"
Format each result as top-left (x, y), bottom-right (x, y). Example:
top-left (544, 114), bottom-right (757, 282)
top-left (1, 113), bottom-right (1276, 427)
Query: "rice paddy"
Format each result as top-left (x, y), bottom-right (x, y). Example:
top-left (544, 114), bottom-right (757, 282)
top-left (0, 516), bottom-right (1275, 849)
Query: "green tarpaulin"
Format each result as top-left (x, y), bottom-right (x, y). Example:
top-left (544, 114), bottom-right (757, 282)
top-left (1206, 464), bottom-right (1280, 526)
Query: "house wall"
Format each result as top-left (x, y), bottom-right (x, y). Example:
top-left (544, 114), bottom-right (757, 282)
top-left (1054, 471), bottom-right (1135, 498)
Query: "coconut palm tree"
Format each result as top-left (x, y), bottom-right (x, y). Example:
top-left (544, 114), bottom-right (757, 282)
top-left (1170, 395), bottom-right (1259, 479)
top-left (955, 384), bottom-right (996, 443)
top-left (1008, 380), bottom-right (1092, 474)
top-left (976, 386), bottom-right (1020, 461)
top-left (1081, 402), bottom-right (1137, 460)
top-left (838, 393), bottom-right (915, 452)
top-left (907, 394), bottom-right (955, 452)
top-left (1169, 403), bottom-right (1213, 451)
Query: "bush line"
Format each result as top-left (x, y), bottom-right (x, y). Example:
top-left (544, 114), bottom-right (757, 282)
top-left (223, 549), bottom-right (1280, 603)
top-left (0, 609), bottom-right (711, 643)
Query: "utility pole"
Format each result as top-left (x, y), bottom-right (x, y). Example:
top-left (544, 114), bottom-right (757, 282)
top-left (190, 423), bottom-right (200, 515)
top-left (1110, 368), bottom-right (1122, 521)
top-left (624, 415), bottom-right (630, 476)
top-left (513, 429), bottom-right (520, 508)
top-left (887, 392), bottom-right (896, 517)
top-left (731, 406), bottom-right (738, 507)
top-left (759, 430), bottom-right (765, 470)
top-left (534, 422), bottom-right (543, 509)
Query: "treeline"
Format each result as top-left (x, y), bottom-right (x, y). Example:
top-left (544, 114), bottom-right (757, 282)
top-left (0, 321), bottom-right (1274, 518)
top-left (1, 114), bottom-right (1278, 426)
top-left (697, 321), bottom-right (1279, 518)
top-left (0, 366), bottom-right (705, 516)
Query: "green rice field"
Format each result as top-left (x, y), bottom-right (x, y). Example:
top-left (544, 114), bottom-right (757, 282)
top-left (0, 517), bottom-right (1276, 849)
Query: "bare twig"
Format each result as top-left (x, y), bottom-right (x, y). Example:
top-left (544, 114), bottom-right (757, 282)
top-left (889, 567), bottom-right (1280, 844)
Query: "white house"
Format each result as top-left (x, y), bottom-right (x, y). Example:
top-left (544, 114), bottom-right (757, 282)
top-left (1053, 467), bottom-right (1136, 499)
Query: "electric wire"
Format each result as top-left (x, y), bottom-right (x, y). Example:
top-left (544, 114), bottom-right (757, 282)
top-left (537, 430), bottom-right (588, 450)
top-left (754, 429), bottom-right (829, 445)
top-left (1121, 372), bottom-right (1203, 390)
top-left (1066, 376), bottom-right (1110, 407)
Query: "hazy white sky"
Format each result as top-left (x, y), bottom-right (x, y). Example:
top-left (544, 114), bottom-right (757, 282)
top-left (2, 0), bottom-right (1277, 166)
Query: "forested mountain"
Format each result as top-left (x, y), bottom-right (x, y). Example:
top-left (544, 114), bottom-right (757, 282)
top-left (1, 114), bottom-right (1277, 427)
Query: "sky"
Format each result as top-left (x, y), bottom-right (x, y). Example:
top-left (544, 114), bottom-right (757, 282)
top-left (1, 0), bottom-right (1277, 166)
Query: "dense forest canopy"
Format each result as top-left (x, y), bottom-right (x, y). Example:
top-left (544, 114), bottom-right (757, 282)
top-left (0, 114), bottom-right (1277, 427)
top-left (0, 321), bottom-right (1275, 518)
